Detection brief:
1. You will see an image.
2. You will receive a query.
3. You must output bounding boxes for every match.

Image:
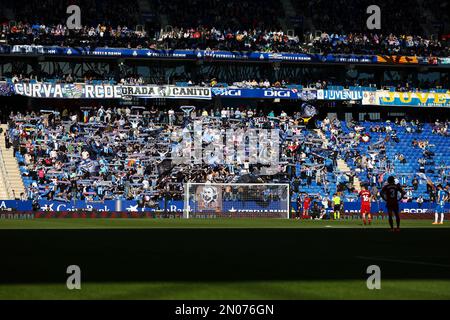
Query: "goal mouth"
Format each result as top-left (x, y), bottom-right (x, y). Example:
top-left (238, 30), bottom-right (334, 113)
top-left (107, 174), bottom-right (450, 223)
top-left (184, 183), bottom-right (290, 219)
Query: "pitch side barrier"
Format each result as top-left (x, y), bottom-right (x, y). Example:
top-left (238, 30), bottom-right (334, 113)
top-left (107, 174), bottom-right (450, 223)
top-left (0, 200), bottom-right (448, 218)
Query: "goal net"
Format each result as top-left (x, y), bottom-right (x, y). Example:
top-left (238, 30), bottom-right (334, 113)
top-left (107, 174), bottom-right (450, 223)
top-left (184, 183), bottom-right (290, 218)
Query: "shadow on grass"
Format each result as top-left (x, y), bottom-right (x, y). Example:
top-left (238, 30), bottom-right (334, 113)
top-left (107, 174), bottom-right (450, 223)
top-left (1, 229), bottom-right (449, 283)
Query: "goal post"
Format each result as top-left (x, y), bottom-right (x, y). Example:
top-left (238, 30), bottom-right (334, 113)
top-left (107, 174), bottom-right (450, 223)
top-left (184, 183), bottom-right (290, 219)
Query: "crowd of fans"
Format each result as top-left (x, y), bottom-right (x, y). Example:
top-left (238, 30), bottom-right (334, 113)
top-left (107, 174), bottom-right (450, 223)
top-left (157, 27), bottom-right (301, 52)
top-left (297, 0), bottom-right (426, 35)
top-left (1, 0), bottom-right (449, 57)
top-left (1, 107), bottom-right (306, 200)
top-left (2, 21), bottom-right (449, 57)
top-left (4, 105), bottom-right (449, 211)
top-left (311, 32), bottom-right (449, 57)
top-left (6, 106), bottom-right (327, 205)
top-left (2, 22), bottom-right (147, 48)
top-left (320, 116), bottom-right (450, 204)
top-left (1, 22), bottom-right (301, 53)
top-left (155, 0), bottom-right (283, 31)
top-left (1, 0), bottom-right (140, 27)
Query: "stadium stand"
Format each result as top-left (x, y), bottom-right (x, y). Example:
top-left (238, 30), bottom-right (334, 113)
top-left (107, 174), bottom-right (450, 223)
top-left (321, 119), bottom-right (450, 202)
top-left (2, 22), bottom-right (448, 56)
top-left (2, 0), bottom-right (448, 56)
top-left (1, 0), bottom-right (141, 26)
top-left (0, 0), bottom-right (449, 215)
top-left (3, 107), bottom-right (449, 208)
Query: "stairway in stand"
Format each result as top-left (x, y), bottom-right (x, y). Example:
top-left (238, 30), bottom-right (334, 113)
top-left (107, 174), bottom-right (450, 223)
top-left (0, 124), bottom-right (25, 199)
top-left (315, 129), bottom-right (361, 192)
top-left (336, 159), bottom-right (362, 192)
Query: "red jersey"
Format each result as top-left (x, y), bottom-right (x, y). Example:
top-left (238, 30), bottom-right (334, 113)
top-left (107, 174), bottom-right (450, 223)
top-left (359, 189), bottom-right (371, 214)
top-left (303, 197), bottom-right (311, 209)
top-left (359, 190), bottom-right (371, 204)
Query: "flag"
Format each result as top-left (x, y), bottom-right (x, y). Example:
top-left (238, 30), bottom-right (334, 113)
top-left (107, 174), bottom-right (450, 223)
top-left (83, 110), bottom-right (89, 123)
top-left (0, 83), bottom-right (13, 96)
top-left (417, 172), bottom-right (433, 185)
top-left (301, 102), bottom-right (317, 117)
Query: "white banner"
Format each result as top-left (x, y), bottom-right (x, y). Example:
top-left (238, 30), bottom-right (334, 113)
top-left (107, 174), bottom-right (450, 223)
top-left (12, 83), bottom-right (212, 100)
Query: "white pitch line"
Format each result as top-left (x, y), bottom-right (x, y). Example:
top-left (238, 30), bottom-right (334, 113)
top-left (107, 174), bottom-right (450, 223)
top-left (357, 256), bottom-right (450, 268)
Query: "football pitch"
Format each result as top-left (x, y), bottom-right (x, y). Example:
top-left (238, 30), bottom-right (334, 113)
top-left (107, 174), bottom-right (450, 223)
top-left (0, 218), bottom-right (449, 300)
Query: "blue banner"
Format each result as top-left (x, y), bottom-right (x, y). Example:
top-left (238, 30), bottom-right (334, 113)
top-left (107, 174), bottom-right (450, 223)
top-left (0, 199), bottom-right (183, 213)
top-left (322, 54), bottom-right (377, 64)
top-left (211, 88), bottom-right (317, 100)
top-left (1, 199), bottom-right (448, 214)
top-left (1, 45), bottom-right (449, 66)
top-left (291, 201), bottom-right (449, 214)
top-left (0, 200), bottom-right (33, 211)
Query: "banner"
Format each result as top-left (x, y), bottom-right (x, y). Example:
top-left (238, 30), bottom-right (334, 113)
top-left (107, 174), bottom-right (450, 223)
top-left (362, 91), bottom-right (450, 107)
top-left (166, 86), bottom-right (212, 99)
top-left (317, 89), bottom-right (363, 100)
top-left (290, 201), bottom-right (448, 214)
top-left (120, 85), bottom-right (161, 98)
top-left (122, 85), bottom-right (212, 99)
top-left (9, 83), bottom-right (314, 100)
top-left (0, 200), bottom-right (33, 211)
top-left (14, 83), bottom-right (121, 99)
top-left (439, 57), bottom-right (450, 65)
top-left (345, 201), bottom-right (447, 214)
top-left (0, 199), bottom-right (184, 213)
top-left (322, 54), bottom-right (377, 63)
top-left (3, 46), bottom-right (380, 64)
top-left (12, 83), bottom-right (212, 100)
top-left (376, 55), bottom-right (419, 64)
top-left (4, 45), bottom-right (449, 65)
top-left (7, 46), bottom-right (316, 62)
top-left (194, 185), bottom-right (223, 213)
top-left (1, 199), bottom-right (448, 215)
top-left (419, 56), bottom-right (439, 65)
top-left (211, 87), bottom-right (313, 99)
top-left (5, 82), bottom-right (450, 105)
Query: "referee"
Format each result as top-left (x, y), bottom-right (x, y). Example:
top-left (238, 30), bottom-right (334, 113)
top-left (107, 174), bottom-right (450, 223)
top-left (332, 193), bottom-right (342, 220)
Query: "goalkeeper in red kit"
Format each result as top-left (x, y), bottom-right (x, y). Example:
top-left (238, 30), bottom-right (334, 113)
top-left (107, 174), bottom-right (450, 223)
top-left (381, 176), bottom-right (406, 232)
top-left (359, 185), bottom-right (372, 225)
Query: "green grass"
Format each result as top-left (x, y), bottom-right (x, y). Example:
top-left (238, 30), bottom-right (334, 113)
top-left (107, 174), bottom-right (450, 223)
top-left (1, 280), bottom-right (450, 300)
top-left (0, 218), bottom-right (449, 229)
top-left (0, 218), bottom-right (449, 300)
